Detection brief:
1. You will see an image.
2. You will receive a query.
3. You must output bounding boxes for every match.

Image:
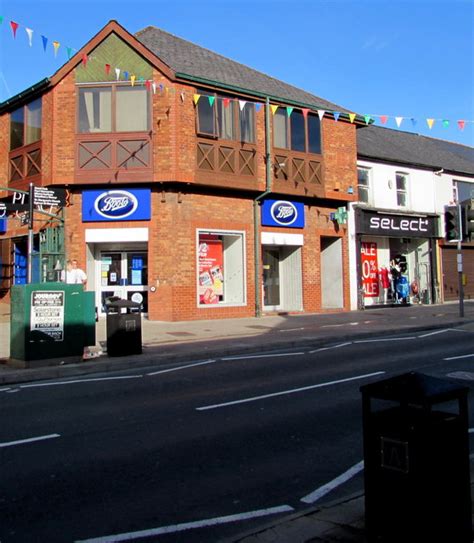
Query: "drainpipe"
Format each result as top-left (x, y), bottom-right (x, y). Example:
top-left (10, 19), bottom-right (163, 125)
top-left (254, 97), bottom-right (272, 317)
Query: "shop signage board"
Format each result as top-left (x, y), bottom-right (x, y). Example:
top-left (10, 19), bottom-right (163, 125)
top-left (261, 199), bottom-right (305, 228)
top-left (30, 290), bottom-right (65, 341)
top-left (361, 241), bottom-right (379, 298)
top-left (33, 187), bottom-right (67, 207)
top-left (82, 188), bottom-right (151, 222)
top-left (356, 209), bottom-right (438, 238)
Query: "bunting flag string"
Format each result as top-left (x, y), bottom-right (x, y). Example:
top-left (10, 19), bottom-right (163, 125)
top-left (0, 14), bottom-right (472, 132)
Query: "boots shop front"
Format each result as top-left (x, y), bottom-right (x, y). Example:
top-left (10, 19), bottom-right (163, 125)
top-left (82, 188), bottom-right (151, 315)
top-left (354, 208), bottom-right (440, 308)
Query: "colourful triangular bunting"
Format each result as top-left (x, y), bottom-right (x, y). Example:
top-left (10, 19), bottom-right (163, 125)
top-left (10, 21), bottom-right (19, 38)
top-left (25, 28), bottom-right (33, 47)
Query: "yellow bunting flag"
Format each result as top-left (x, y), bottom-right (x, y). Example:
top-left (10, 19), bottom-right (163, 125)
top-left (130, 75), bottom-right (136, 87)
top-left (193, 94), bottom-right (201, 105)
top-left (426, 118), bottom-right (435, 129)
top-left (349, 113), bottom-right (356, 123)
top-left (53, 41), bottom-right (60, 57)
top-left (270, 105), bottom-right (279, 115)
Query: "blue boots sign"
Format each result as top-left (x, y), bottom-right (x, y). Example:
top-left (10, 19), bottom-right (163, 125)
top-left (82, 189), bottom-right (151, 222)
top-left (261, 199), bottom-right (305, 228)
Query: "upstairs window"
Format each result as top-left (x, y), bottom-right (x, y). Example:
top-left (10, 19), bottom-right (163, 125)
top-left (357, 167), bottom-right (371, 204)
top-left (273, 107), bottom-right (321, 154)
top-left (196, 91), bottom-right (256, 143)
top-left (78, 85), bottom-right (149, 133)
top-left (396, 172), bottom-right (409, 207)
top-left (10, 98), bottom-right (42, 150)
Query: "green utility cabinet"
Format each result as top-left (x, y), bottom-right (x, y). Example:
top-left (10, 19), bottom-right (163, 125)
top-left (10, 283), bottom-right (96, 366)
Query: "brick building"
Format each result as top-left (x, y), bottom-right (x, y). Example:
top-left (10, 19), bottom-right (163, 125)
top-left (0, 20), bottom-right (360, 321)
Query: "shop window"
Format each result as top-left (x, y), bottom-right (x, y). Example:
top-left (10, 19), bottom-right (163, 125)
top-left (78, 85), bottom-right (149, 133)
top-left (273, 107), bottom-right (321, 154)
top-left (357, 167), bottom-right (371, 204)
top-left (196, 91), bottom-right (256, 143)
top-left (197, 230), bottom-right (246, 306)
top-left (10, 97), bottom-right (42, 150)
top-left (396, 172), bottom-right (409, 207)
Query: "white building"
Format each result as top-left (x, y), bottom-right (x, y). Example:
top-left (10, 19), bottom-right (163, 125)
top-left (348, 125), bottom-right (474, 309)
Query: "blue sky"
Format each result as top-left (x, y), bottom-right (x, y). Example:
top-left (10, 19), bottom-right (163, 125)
top-left (0, 0), bottom-right (472, 146)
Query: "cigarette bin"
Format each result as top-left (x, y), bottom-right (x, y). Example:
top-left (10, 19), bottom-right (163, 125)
top-left (360, 372), bottom-right (471, 542)
top-left (105, 297), bottom-right (142, 357)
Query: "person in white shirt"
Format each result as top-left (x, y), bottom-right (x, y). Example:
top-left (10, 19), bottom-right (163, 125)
top-left (61, 259), bottom-right (87, 286)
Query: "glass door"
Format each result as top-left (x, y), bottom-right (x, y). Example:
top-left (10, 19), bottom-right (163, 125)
top-left (99, 251), bottom-right (148, 313)
top-left (263, 247), bottom-right (281, 309)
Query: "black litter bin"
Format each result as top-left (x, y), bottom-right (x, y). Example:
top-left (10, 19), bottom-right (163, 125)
top-left (360, 372), bottom-right (471, 542)
top-left (105, 297), bottom-right (142, 357)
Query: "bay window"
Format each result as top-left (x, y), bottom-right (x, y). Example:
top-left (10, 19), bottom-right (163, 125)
top-left (10, 98), bottom-right (42, 150)
top-left (196, 91), bottom-right (256, 143)
top-left (273, 107), bottom-right (321, 154)
top-left (78, 85), bottom-right (150, 133)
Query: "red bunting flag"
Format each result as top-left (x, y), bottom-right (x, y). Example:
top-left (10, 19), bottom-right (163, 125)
top-left (302, 108), bottom-right (309, 118)
top-left (380, 115), bottom-right (388, 125)
top-left (223, 98), bottom-right (231, 108)
top-left (458, 120), bottom-right (466, 131)
top-left (10, 21), bottom-right (19, 38)
top-left (82, 53), bottom-right (88, 67)
top-left (105, 63), bottom-right (111, 75)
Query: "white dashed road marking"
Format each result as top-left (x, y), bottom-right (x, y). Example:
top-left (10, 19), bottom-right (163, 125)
top-left (196, 371), bottom-right (385, 411)
top-left (0, 433), bottom-right (60, 448)
top-left (75, 505), bottom-right (295, 542)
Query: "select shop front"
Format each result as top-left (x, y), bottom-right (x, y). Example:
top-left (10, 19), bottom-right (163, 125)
top-left (355, 208), bottom-right (440, 308)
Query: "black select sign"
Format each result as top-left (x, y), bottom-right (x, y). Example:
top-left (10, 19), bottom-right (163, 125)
top-left (356, 209), bottom-right (439, 238)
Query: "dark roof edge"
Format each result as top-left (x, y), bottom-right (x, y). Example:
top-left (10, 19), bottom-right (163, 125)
top-left (0, 78), bottom-right (51, 113)
top-left (177, 71), bottom-right (369, 125)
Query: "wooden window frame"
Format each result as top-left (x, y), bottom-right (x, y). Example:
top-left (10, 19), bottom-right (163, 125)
top-left (357, 167), bottom-right (371, 204)
top-left (9, 97), bottom-right (42, 151)
top-left (196, 91), bottom-right (256, 144)
top-left (273, 108), bottom-right (322, 156)
top-left (77, 83), bottom-right (151, 134)
top-left (396, 172), bottom-right (409, 208)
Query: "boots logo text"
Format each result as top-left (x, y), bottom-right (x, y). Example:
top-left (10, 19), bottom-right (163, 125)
top-left (95, 191), bottom-right (138, 219)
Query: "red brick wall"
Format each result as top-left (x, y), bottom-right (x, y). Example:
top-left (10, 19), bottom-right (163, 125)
top-left (0, 45), bottom-right (357, 321)
top-left (322, 117), bottom-right (358, 198)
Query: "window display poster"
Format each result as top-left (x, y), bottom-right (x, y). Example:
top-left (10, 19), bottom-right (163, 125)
top-left (361, 241), bottom-right (379, 297)
top-left (198, 235), bottom-right (223, 304)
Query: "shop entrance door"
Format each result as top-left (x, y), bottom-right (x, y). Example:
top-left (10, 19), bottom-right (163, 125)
top-left (98, 251), bottom-right (148, 314)
top-left (262, 245), bottom-right (303, 312)
top-left (263, 247), bottom-right (281, 309)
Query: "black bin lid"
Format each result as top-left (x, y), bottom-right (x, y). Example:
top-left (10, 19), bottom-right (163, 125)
top-left (360, 372), bottom-right (469, 406)
top-left (105, 297), bottom-right (141, 309)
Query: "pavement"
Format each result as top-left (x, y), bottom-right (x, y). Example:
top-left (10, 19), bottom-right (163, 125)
top-left (1, 300), bottom-right (474, 541)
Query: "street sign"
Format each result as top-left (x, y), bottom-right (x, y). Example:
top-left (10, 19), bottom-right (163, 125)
top-left (33, 187), bottom-right (67, 207)
top-left (0, 202), bottom-right (30, 212)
